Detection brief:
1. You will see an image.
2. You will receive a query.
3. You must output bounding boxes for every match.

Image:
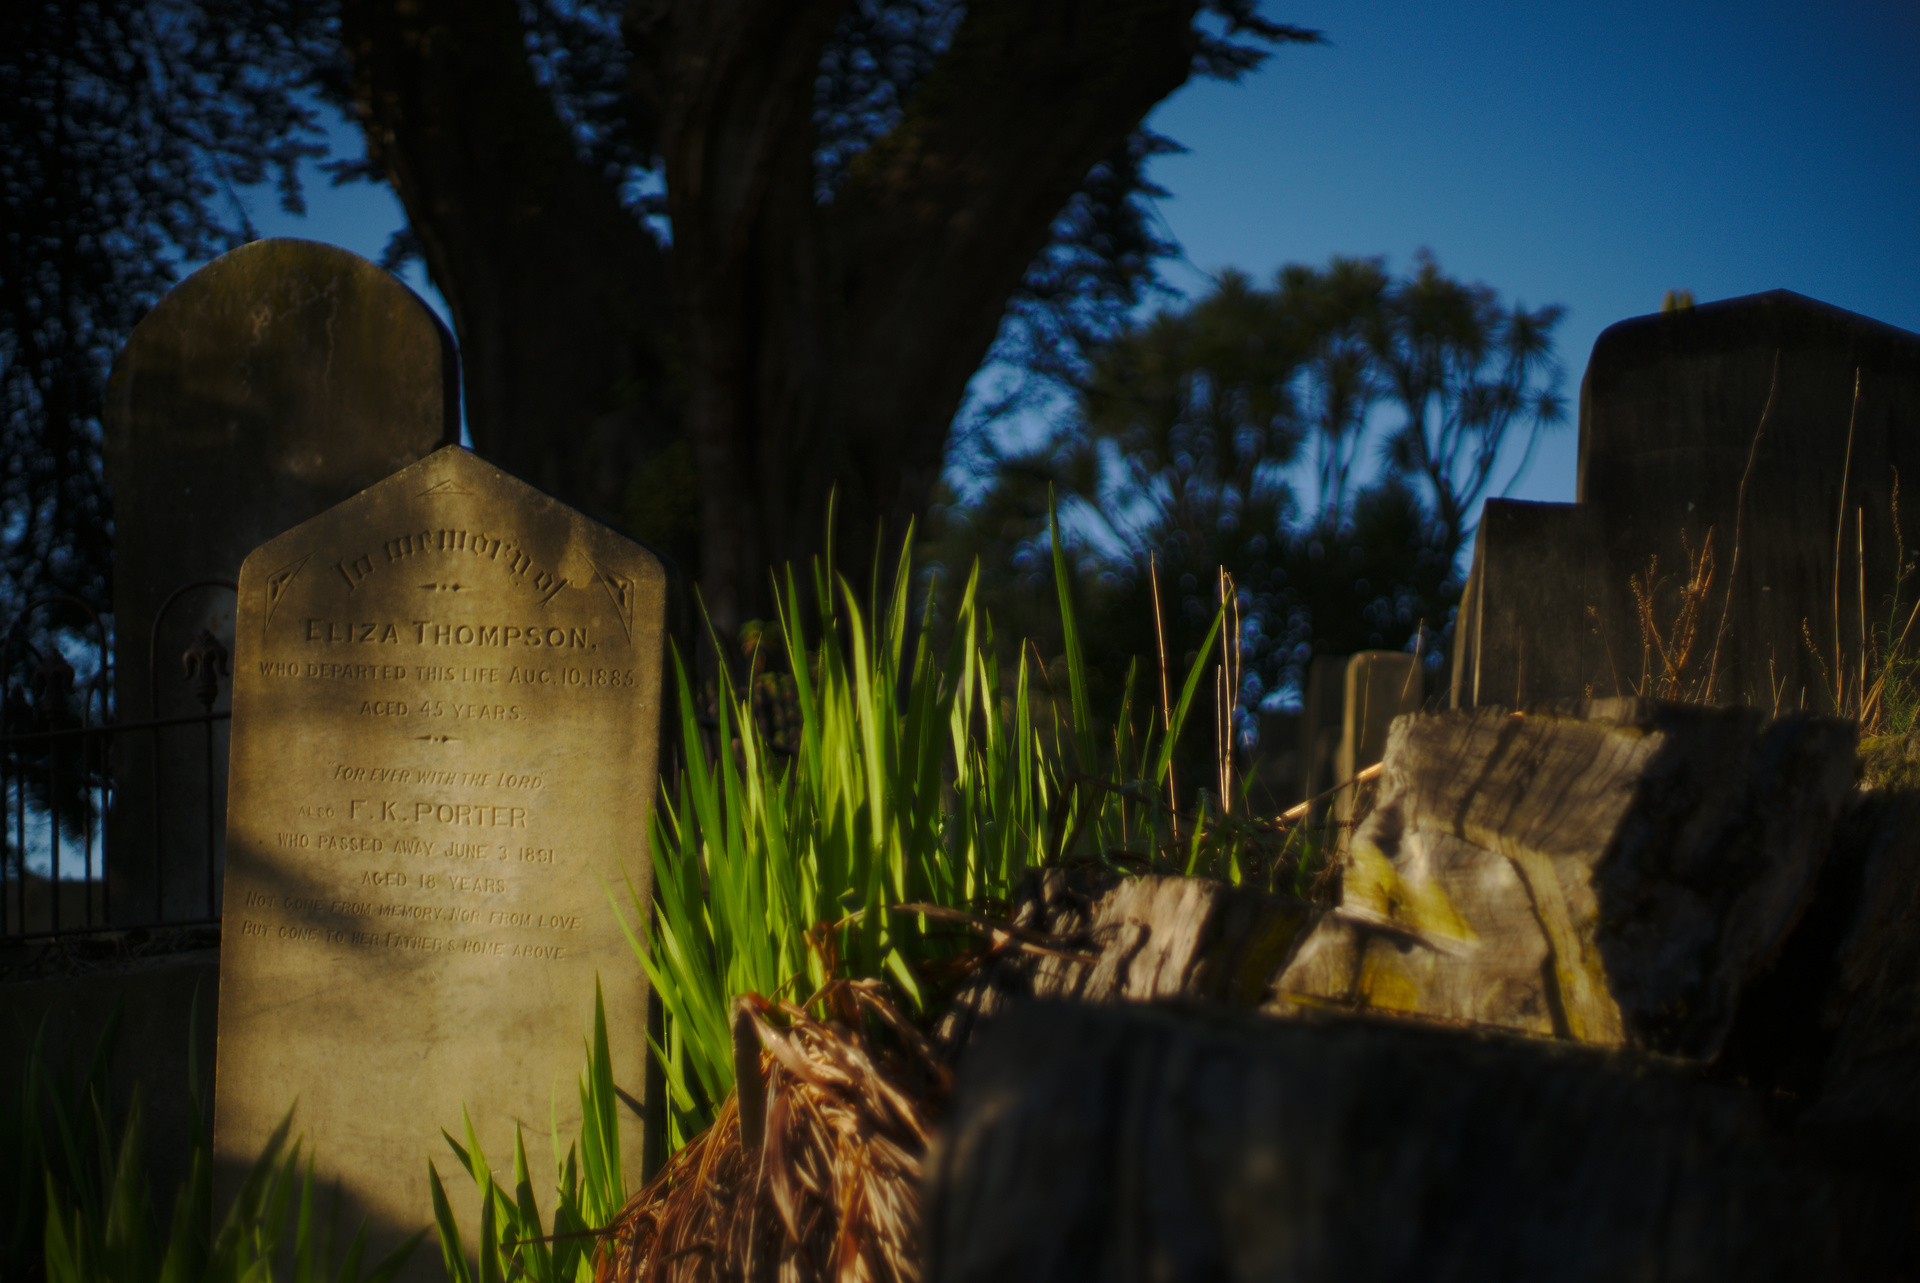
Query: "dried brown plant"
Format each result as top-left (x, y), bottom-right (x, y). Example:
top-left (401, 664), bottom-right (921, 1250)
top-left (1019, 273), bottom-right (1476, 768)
top-left (597, 981), bottom-right (947, 1283)
top-left (1794, 371), bottom-right (1920, 730)
top-left (1704, 350), bottom-right (1779, 699)
top-left (1632, 529), bottom-right (1716, 701)
top-left (1215, 568), bottom-right (1242, 814)
top-left (1149, 552), bottom-right (1179, 841)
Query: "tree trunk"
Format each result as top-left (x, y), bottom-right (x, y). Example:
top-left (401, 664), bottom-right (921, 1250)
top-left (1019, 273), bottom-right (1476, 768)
top-left (629, 0), bottom-right (1209, 632)
top-left (341, 0), bottom-right (677, 537)
top-left (348, 0), bottom-right (1211, 636)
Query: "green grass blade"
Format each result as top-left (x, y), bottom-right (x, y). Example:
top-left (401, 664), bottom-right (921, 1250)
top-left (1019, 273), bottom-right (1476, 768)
top-left (1153, 605), bottom-right (1224, 788)
top-left (428, 1162), bottom-right (474, 1283)
top-left (1048, 492), bottom-right (1099, 777)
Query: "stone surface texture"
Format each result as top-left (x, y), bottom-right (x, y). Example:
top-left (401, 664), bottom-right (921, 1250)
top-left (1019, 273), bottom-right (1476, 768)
top-left (924, 1001), bottom-right (1847, 1283)
top-left (1275, 700), bottom-right (1858, 1059)
top-left (1452, 289), bottom-right (1920, 712)
top-left (1334, 651), bottom-right (1422, 823)
top-left (213, 447), bottom-right (661, 1277)
top-left (934, 870), bottom-right (1306, 1050)
top-left (103, 238), bottom-right (458, 924)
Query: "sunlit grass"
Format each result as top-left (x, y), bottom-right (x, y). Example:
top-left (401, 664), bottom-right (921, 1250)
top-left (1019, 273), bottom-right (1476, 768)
top-left (623, 518), bottom-right (1223, 1151)
top-left (428, 981), bottom-right (625, 1283)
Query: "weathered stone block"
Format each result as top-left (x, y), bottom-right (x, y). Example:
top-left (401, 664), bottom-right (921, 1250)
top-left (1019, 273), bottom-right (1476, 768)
top-left (1275, 700), bottom-right (1857, 1059)
top-left (925, 1001), bottom-right (1851, 1283)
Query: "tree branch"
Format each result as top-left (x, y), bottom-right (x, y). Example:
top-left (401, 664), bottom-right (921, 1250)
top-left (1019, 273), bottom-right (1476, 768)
top-left (343, 0), bottom-right (675, 527)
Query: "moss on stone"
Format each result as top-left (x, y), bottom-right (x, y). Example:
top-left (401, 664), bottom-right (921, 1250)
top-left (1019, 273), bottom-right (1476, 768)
top-left (1857, 730), bottom-right (1920, 794)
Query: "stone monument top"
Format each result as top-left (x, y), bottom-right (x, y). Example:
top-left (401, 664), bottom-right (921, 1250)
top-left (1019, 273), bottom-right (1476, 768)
top-left (103, 238), bottom-right (459, 922)
top-left (1455, 290), bottom-right (1920, 712)
top-left (214, 445), bottom-right (664, 1278)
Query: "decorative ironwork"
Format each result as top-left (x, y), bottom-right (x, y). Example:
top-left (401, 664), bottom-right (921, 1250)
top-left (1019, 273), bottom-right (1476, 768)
top-left (182, 629), bottom-right (231, 711)
top-left (2, 581), bottom-right (235, 940)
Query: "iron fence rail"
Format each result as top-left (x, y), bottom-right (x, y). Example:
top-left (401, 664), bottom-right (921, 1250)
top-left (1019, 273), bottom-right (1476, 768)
top-left (2, 584), bottom-right (234, 941)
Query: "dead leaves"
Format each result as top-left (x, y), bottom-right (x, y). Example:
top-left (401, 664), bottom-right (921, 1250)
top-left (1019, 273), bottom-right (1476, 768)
top-left (597, 981), bottom-right (947, 1283)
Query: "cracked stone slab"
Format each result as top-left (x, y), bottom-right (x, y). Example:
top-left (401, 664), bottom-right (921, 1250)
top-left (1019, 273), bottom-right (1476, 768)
top-left (1273, 698), bottom-right (1857, 1059)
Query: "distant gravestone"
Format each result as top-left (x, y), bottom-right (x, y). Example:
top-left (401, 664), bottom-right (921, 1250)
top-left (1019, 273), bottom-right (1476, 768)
top-left (1295, 655), bottom-right (1346, 816)
top-left (1333, 651), bottom-right (1422, 823)
top-left (102, 238), bottom-right (459, 923)
top-left (1288, 653), bottom-right (1421, 821)
top-left (1453, 290), bottom-right (1920, 711)
top-left (213, 447), bottom-right (664, 1276)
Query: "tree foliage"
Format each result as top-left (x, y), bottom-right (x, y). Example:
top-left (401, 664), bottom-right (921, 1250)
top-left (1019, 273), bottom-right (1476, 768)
top-left (4, 0), bottom-right (1326, 647)
top-left (346, 0), bottom-right (1319, 635)
top-left (0, 0), bottom-right (335, 616)
top-left (927, 252), bottom-right (1566, 731)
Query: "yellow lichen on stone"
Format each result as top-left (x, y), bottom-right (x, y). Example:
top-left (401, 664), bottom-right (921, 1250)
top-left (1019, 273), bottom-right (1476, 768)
top-left (1341, 837), bottom-right (1479, 955)
top-left (1858, 731), bottom-right (1920, 795)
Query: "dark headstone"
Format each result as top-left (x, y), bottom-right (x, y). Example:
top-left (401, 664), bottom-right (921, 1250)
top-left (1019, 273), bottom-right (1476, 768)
top-left (102, 239), bottom-right (459, 922)
top-left (1454, 290), bottom-right (1920, 711)
top-left (1295, 654), bottom-right (1345, 814)
top-left (1451, 501), bottom-right (1603, 707)
top-left (1333, 651), bottom-right (1421, 822)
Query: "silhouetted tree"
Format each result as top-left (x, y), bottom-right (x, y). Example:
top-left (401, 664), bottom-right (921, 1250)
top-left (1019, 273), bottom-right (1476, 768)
top-left (0, 0), bottom-right (333, 617)
top-left (927, 252), bottom-right (1566, 730)
top-left (4, 0), bottom-right (1320, 639)
top-left (343, 0), bottom-right (1317, 634)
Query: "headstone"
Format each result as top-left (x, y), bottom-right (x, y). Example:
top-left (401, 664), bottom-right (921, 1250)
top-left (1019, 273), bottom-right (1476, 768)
top-left (1333, 650), bottom-right (1422, 823)
top-left (1294, 655), bottom-right (1346, 815)
top-left (1452, 290), bottom-right (1920, 711)
top-left (213, 446), bottom-right (664, 1276)
top-left (1287, 652), bottom-right (1421, 822)
top-left (1245, 709), bottom-right (1300, 813)
top-left (102, 238), bottom-right (459, 923)
top-left (1450, 501), bottom-right (1603, 709)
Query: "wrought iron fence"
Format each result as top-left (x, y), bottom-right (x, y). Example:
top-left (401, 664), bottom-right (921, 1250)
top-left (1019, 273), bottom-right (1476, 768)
top-left (1, 581), bottom-right (235, 940)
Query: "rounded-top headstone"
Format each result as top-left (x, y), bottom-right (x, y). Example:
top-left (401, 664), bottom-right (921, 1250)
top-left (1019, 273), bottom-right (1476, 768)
top-left (1578, 288), bottom-right (1920, 523)
top-left (103, 238), bottom-right (459, 921)
top-left (1576, 289), bottom-right (1920, 708)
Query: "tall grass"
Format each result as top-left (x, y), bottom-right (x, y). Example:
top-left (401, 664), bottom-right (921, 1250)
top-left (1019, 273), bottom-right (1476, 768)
top-left (624, 522), bottom-right (1224, 1151)
top-left (6, 996), bottom-right (415, 1283)
top-left (427, 981), bottom-right (626, 1283)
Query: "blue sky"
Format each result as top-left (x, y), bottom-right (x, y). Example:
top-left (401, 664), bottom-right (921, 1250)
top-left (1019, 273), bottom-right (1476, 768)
top-left (1147, 0), bottom-right (1920, 505)
top-left (232, 0), bottom-right (1920, 517)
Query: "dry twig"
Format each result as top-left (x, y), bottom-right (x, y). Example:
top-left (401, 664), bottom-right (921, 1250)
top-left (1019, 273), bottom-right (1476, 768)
top-left (1632, 530), bottom-right (1716, 701)
top-left (1149, 553), bottom-right (1178, 841)
top-left (1705, 349), bottom-right (1779, 700)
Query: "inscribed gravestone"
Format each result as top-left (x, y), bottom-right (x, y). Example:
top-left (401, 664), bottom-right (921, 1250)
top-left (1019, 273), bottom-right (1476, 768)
top-left (214, 446), bottom-right (662, 1277)
top-left (103, 238), bottom-right (458, 923)
top-left (1452, 290), bottom-right (1920, 711)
